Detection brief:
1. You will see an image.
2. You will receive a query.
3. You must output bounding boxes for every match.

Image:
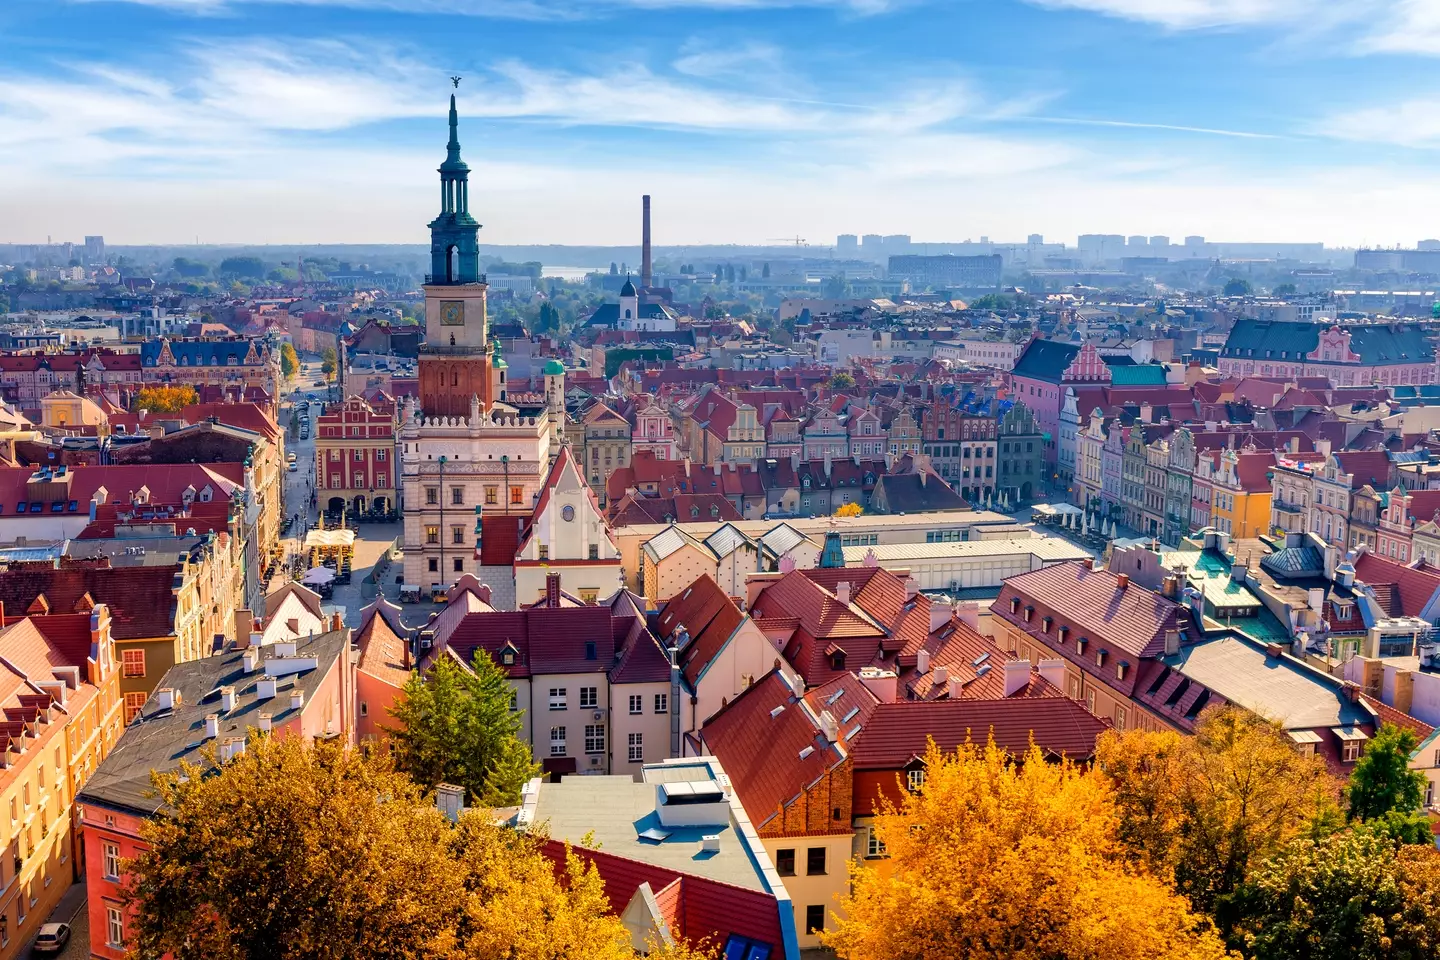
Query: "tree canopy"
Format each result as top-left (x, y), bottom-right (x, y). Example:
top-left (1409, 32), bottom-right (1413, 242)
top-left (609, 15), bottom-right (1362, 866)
top-left (828, 371), bottom-right (856, 390)
top-left (834, 502), bottom-right (863, 517)
top-left (132, 384), bottom-right (199, 414)
top-left (825, 739), bottom-right (1231, 960)
top-left (219, 256), bottom-right (266, 280)
top-left (1346, 722), bottom-right (1428, 824)
top-left (1222, 278), bottom-right (1253, 296)
top-left (280, 343), bottom-right (299, 380)
top-left (1231, 825), bottom-right (1440, 960)
top-left (387, 651), bottom-right (537, 806)
top-left (1095, 708), bottom-right (1340, 927)
top-left (125, 734), bottom-right (708, 960)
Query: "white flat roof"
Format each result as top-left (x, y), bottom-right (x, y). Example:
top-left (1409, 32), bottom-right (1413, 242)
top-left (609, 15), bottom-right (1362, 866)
top-left (842, 537), bottom-right (1091, 564)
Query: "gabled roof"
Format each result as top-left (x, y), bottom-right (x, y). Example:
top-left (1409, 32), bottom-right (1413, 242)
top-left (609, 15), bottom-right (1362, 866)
top-left (656, 574), bottom-right (747, 687)
top-left (848, 698), bottom-right (1109, 769)
top-left (993, 561), bottom-right (1184, 661)
top-left (0, 563), bottom-right (178, 640)
top-left (700, 670), bottom-right (845, 831)
top-left (355, 598), bottom-right (411, 690)
top-left (643, 525), bottom-right (710, 564)
top-left (1011, 339), bottom-right (1080, 383)
top-left (1352, 552), bottom-right (1440, 619)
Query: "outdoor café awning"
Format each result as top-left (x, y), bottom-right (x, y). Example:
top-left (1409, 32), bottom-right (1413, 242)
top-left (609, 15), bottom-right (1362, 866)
top-left (304, 529), bottom-right (356, 550)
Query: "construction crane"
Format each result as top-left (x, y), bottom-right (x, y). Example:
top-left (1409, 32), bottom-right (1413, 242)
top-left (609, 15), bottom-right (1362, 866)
top-left (768, 236), bottom-right (807, 248)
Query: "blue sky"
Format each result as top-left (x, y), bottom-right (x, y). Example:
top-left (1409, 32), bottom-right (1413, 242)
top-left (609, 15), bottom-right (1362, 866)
top-left (3, 0), bottom-right (1439, 246)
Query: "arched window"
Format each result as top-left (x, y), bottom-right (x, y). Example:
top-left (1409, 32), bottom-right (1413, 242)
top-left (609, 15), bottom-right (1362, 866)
top-left (447, 245), bottom-right (459, 283)
top-left (452, 369), bottom-right (459, 387)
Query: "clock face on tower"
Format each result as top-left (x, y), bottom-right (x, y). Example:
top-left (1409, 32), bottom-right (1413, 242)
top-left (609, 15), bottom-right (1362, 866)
top-left (440, 301), bottom-right (464, 326)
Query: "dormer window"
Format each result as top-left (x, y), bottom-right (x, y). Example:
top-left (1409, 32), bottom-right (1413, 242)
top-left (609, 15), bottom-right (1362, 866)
top-left (1010, 597), bottom-right (1021, 614)
top-left (1116, 660), bottom-right (1129, 680)
top-left (1075, 636), bottom-right (1087, 654)
top-left (1023, 605), bottom-right (1034, 623)
top-left (1057, 625), bottom-right (1068, 643)
top-left (500, 645), bottom-right (516, 667)
top-left (1041, 616), bottom-right (1053, 633)
top-left (1096, 648), bottom-right (1108, 667)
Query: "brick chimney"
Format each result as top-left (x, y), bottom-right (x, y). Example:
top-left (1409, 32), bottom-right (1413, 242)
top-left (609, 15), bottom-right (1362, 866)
top-left (835, 581), bottom-right (851, 605)
top-left (546, 571), bottom-right (561, 607)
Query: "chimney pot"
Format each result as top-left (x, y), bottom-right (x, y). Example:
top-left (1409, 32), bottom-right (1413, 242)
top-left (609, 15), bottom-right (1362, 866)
top-left (1003, 659), bottom-right (1030, 697)
top-left (257, 712), bottom-right (272, 733)
top-left (204, 713), bottom-right (219, 738)
top-left (1116, 573), bottom-right (1129, 590)
top-left (916, 648), bottom-right (931, 674)
top-left (836, 581), bottom-right (851, 605)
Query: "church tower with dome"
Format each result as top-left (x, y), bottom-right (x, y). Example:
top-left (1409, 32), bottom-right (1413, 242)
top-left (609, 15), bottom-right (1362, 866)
top-left (400, 91), bottom-right (555, 600)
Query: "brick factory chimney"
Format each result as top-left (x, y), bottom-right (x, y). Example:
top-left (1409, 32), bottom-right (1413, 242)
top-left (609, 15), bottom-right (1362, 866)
top-left (641, 195), bottom-right (652, 289)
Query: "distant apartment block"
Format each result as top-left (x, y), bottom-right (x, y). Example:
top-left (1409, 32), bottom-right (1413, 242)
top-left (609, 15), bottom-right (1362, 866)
top-left (886, 254), bottom-right (1002, 290)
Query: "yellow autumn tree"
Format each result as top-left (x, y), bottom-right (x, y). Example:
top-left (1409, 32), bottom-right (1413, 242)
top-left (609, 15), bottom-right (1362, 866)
top-left (824, 739), bottom-right (1234, 960)
top-left (125, 734), bottom-right (716, 960)
top-left (1095, 707), bottom-right (1341, 924)
top-left (132, 383), bottom-right (199, 413)
top-left (833, 502), bottom-right (863, 517)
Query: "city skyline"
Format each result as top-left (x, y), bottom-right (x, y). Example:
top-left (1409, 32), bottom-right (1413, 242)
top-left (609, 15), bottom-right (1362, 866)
top-left (4, 0), bottom-right (1440, 246)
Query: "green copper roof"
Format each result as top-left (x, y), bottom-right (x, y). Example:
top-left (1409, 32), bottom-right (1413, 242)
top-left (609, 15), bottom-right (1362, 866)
top-left (1109, 364), bottom-right (1168, 386)
top-left (544, 359), bottom-right (566, 375)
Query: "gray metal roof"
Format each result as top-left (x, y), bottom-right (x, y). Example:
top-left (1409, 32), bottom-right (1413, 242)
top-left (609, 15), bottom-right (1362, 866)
top-left (77, 629), bottom-right (349, 817)
top-left (759, 523), bottom-right (808, 556)
top-left (1166, 635), bottom-right (1367, 730)
top-left (703, 523), bottom-right (755, 559)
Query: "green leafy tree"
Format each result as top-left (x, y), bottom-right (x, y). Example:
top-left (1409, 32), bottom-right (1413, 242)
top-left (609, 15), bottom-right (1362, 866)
top-left (172, 257), bottom-right (209, 278)
top-left (829, 371), bottom-right (856, 390)
top-left (320, 346), bottom-right (337, 380)
top-left (388, 652), bottom-right (537, 805)
top-left (1222, 278), bottom-right (1253, 297)
top-left (1232, 825), bottom-right (1440, 960)
top-left (1272, 283), bottom-right (1296, 296)
top-left (280, 343), bottom-right (299, 380)
top-left (219, 255), bottom-right (266, 279)
top-left (1347, 722), bottom-right (1428, 823)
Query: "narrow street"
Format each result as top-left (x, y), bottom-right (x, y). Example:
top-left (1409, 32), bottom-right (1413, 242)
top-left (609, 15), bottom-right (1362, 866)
top-left (280, 375), bottom-right (403, 629)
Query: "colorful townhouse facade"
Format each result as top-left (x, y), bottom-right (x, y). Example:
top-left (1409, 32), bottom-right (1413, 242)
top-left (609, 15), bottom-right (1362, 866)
top-left (314, 393), bottom-right (397, 517)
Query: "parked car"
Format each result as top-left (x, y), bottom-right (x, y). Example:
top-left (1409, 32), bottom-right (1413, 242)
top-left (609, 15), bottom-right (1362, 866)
top-left (33, 923), bottom-right (70, 955)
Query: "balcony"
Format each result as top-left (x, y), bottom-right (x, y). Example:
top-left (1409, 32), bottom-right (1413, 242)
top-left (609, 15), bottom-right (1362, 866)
top-left (423, 273), bottom-right (488, 285)
top-left (1272, 499), bottom-right (1305, 515)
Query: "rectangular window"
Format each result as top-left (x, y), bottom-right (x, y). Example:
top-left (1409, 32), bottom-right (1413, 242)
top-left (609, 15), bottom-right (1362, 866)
top-left (548, 688), bottom-right (567, 710)
top-left (106, 907), bottom-right (124, 948)
top-left (776, 848), bottom-right (795, 876)
top-left (485, 486), bottom-right (498, 505)
top-left (376, 449), bottom-right (386, 462)
top-left (907, 768), bottom-right (926, 792)
top-left (629, 695), bottom-right (643, 715)
top-left (123, 692), bottom-right (147, 724)
top-left (550, 726), bottom-right (566, 756)
top-left (425, 526), bottom-right (439, 545)
top-left (103, 841), bottom-right (120, 880)
top-left (428, 558), bottom-right (438, 573)
top-left (580, 687), bottom-right (598, 709)
top-left (453, 558), bottom-right (463, 573)
top-left (425, 487), bottom-right (438, 505)
top-left (1343, 740), bottom-right (1361, 763)
top-left (452, 526), bottom-right (464, 545)
top-left (584, 724), bottom-right (605, 754)
top-left (628, 733), bottom-right (643, 762)
top-left (805, 905), bottom-right (825, 935)
top-left (452, 486), bottom-right (464, 505)
top-left (354, 450), bottom-right (364, 462)
top-left (510, 486), bottom-right (524, 505)
top-left (538, 545), bottom-right (549, 561)
top-left (588, 544), bottom-right (599, 560)
top-left (654, 694), bottom-right (668, 714)
top-left (121, 649), bottom-right (145, 678)
top-left (806, 847), bottom-right (826, 875)
top-left (1114, 706), bottom-right (1127, 731)
top-left (866, 828), bottom-right (886, 858)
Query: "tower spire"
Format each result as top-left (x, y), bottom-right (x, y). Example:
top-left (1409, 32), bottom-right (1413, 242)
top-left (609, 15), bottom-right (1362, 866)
top-left (447, 94), bottom-right (461, 163)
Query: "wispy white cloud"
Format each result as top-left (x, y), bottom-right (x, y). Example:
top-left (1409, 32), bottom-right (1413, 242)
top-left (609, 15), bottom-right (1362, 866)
top-left (1016, 115), bottom-right (1285, 139)
top-left (1359, 0), bottom-right (1440, 55)
top-left (1314, 97), bottom-right (1440, 146)
top-left (1021, 0), bottom-right (1319, 29)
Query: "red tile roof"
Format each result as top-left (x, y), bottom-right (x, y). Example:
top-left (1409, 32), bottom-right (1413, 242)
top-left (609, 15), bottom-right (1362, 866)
top-left (847, 698), bottom-right (1109, 769)
top-left (1361, 693), bottom-right (1436, 744)
top-left (1352, 552), bottom-right (1440, 619)
top-left (0, 563), bottom-right (177, 640)
top-left (656, 575), bottom-right (746, 687)
top-left (701, 670), bottom-right (843, 831)
top-left (993, 562), bottom-right (1184, 662)
top-left (541, 841), bottom-right (784, 953)
top-left (1334, 452), bottom-right (1392, 489)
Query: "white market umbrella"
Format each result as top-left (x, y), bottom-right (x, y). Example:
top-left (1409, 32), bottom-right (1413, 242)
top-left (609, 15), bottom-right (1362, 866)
top-left (302, 566), bottom-right (336, 586)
